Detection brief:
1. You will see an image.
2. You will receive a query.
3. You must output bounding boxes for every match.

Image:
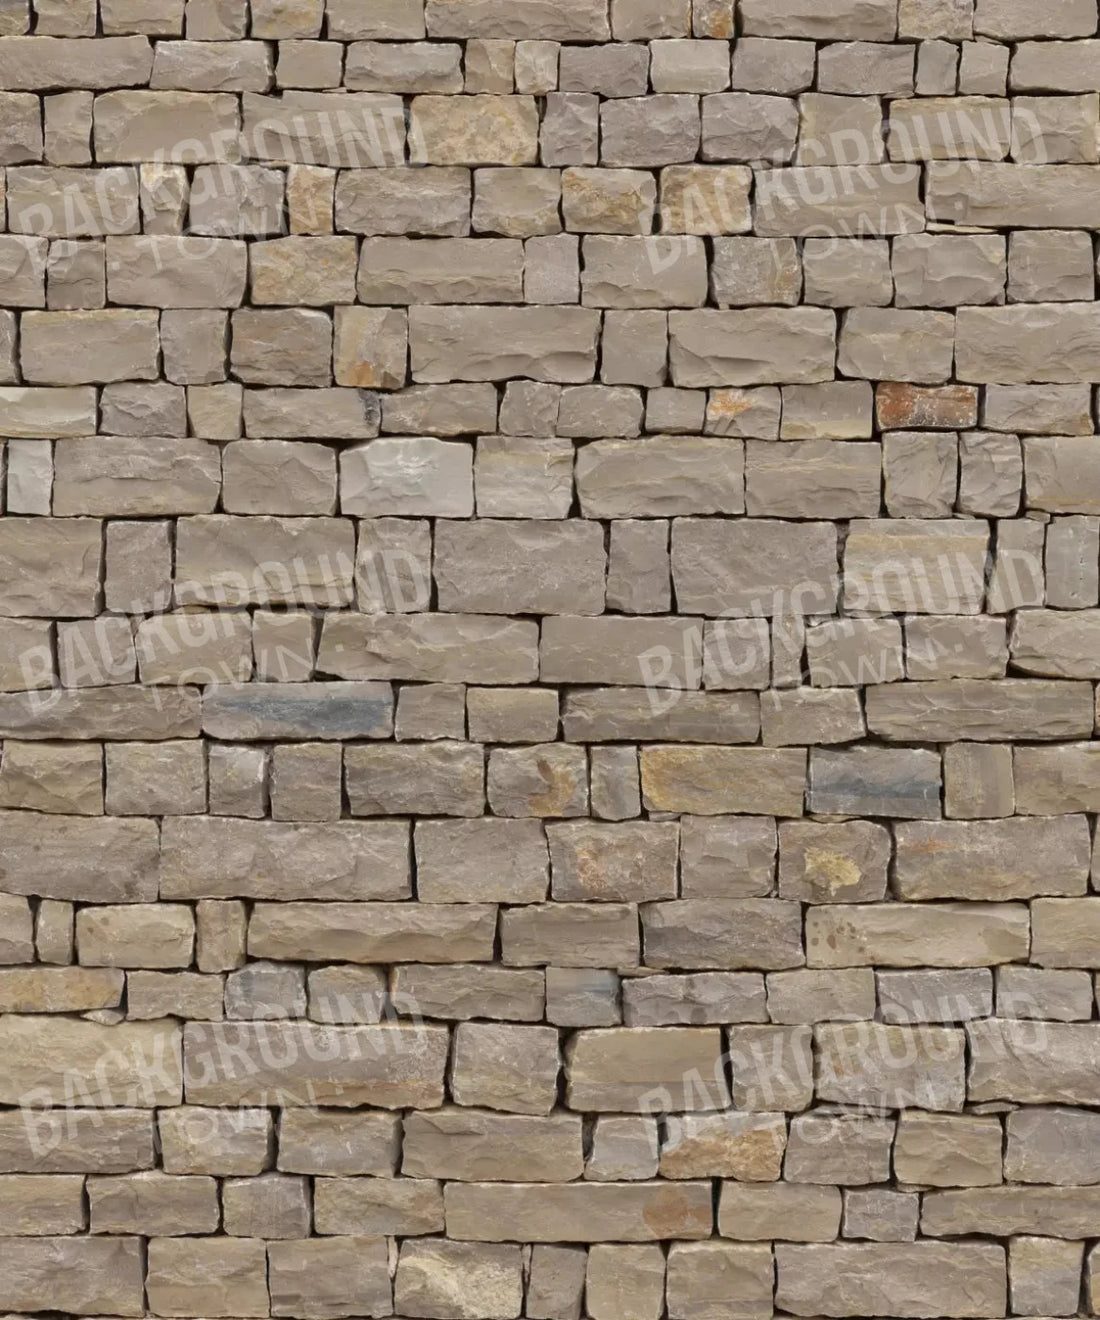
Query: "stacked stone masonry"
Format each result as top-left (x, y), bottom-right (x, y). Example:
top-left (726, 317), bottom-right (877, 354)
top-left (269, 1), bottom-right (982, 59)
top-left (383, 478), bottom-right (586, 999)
top-left (5, 0), bottom-right (1100, 1316)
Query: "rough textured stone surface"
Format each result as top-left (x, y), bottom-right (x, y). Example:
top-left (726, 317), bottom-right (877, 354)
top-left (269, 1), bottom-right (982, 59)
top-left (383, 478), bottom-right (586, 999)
top-left (2, 11), bottom-right (1099, 1319)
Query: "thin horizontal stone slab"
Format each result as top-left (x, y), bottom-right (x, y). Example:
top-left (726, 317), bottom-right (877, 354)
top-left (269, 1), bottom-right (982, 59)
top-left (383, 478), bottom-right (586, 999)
top-left (201, 681), bottom-right (394, 739)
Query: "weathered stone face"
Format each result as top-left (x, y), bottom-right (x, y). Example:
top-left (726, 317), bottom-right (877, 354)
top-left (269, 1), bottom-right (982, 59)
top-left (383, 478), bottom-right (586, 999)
top-left (4, 6), bottom-right (1100, 1313)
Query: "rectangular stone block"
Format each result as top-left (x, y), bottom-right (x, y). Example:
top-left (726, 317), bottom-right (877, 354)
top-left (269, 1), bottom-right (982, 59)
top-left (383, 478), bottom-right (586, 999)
top-left (866, 678), bottom-right (1094, 741)
top-left (319, 612), bottom-right (538, 684)
top-left (806, 903), bottom-right (1030, 967)
top-left (816, 1022), bottom-right (966, 1111)
top-left (0, 1237), bottom-right (146, 1316)
top-left (445, 1180), bottom-right (713, 1242)
top-left (642, 898), bottom-right (805, 970)
top-left (775, 1243), bottom-right (1007, 1318)
top-left (161, 817), bottom-right (410, 900)
top-left (669, 308), bottom-right (836, 386)
top-left (184, 1020), bottom-right (450, 1107)
top-left (673, 517), bottom-right (837, 616)
top-left (248, 901), bottom-right (496, 964)
top-left (894, 816), bottom-right (1090, 898)
top-left (0, 1015), bottom-right (180, 1107)
top-left (409, 305), bottom-right (600, 382)
top-left (426, 0), bottom-right (610, 38)
top-left (641, 746), bottom-right (806, 815)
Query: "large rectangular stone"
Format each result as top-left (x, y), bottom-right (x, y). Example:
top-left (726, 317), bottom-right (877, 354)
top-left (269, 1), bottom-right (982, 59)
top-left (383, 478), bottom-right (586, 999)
top-left (740, 0), bottom-right (897, 37)
top-left (1012, 606), bottom-right (1100, 673)
top-left (445, 1181), bottom-right (713, 1242)
top-left (642, 746), bottom-right (806, 815)
top-left (672, 518), bottom-right (837, 616)
top-left (53, 438), bottom-right (220, 516)
top-left (183, 1021), bottom-right (450, 1107)
top-left (0, 686), bottom-right (200, 741)
top-left (409, 305), bottom-right (600, 382)
top-left (248, 901), bottom-right (497, 964)
top-left (669, 308), bottom-right (836, 386)
top-left (1032, 898), bottom-right (1100, 968)
top-left (175, 515), bottom-right (355, 607)
top-left (755, 166), bottom-right (923, 236)
top-left (806, 903), bottom-right (1030, 967)
top-left (563, 688), bottom-right (760, 743)
top-left (435, 520), bottom-right (606, 615)
top-left (816, 1022), bottom-right (965, 1111)
top-left (0, 1237), bottom-right (145, 1316)
top-left (566, 1027), bottom-right (729, 1110)
top-left (642, 899), bottom-right (805, 970)
top-left (425, 0), bottom-right (610, 38)
top-left (0, 387), bottom-right (96, 437)
top-left (776, 1243), bottom-right (1006, 1318)
top-left (94, 90), bottom-right (239, 162)
top-left (923, 1186), bottom-right (1100, 1239)
top-left (969, 1019), bottom-right (1100, 1104)
top-left (0, 35), bottom-right (153, 87)
top-left (358, 236), bottom-right (524, 304)
top-left (0, 517), bottom-right (101, 617)
top-left (958, 303), bottom-right (1100, 382)
top-left (0, 1016), bottom-right (181, 1107)
top-left (7, 166), bottom-right (140, 236)
top-left (0, 1109), bottom-right (154, 1174)
top-left (895, 817), bottom-right (1091, 898)
top-left (0, 811), bottom-right (158, 902)
top-left (21, 310), bottom-right (159, 384)
top-left (930, 162), bottom-right (1100, 228)
top-left (843, 519), bottom-right (989, 614)
top-left (403, 1109), bottom-right (583, 1182)
top-left (1024, 437), bottom-right (1100, 515)
top-left (540, 616), bottom-right (704, 687)
top-left (105, 235), bottom-right (246, 307)
top-left (242, 91), bottom-right (405, 166)
top-left (866, 679), bottom-right (1094, 741)
top-left (201, 682), bottom-right (394, 740)
top-left (161, 818), bottom-right (411, 900)
top-left (318, 613), bottom-right (539, 684)
top-left (410, 94), bottom-right (539, 165)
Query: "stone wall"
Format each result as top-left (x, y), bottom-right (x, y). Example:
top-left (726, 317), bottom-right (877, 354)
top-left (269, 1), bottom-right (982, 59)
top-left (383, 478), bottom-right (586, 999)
top-left (0, 0), bottom-right (1099, 1316)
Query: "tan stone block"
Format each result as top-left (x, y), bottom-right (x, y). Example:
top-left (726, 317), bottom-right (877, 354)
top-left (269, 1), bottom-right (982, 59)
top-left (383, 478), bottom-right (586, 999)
top-left (147, 1236), bottom-right (268, 1318)
top-left (566, 1026), bottom-right (730, 1110)
top-left (660, 1111), bottom-right (785, 1180)
top-left (276, 1108), bottom-right (398, 1176)
top-left (411, 93), bottom-right (539, 165)
top-left (806, 902), bottom-right (1029, 967)
top-left (403, 1109), bottom-right (582, 1183)
top-left (162, 817), bottom-right (408, 900)
top-left (451, 1022), bottom-right (560, 1115)
top-left (444, 1180), bottom-right (712, 1241)
top-left (76, 903), bottom-right (194, 968)
top-left (641, 746), bottom-right (806, 816)
top-left (268, 1236), bottom-right (390, 1319)
top-left (894, 816), bottom-right (1090, 898)
top-left (0, 1015), bottom-right (181, 1106)
top-left (89, 1171), bottom-right (218, 1236)
top-left (0, 740), bottom-right (102, 813)
top-left (248, 900), bottom-right (494, 964)
top-left (0, 965), bottom-right (121, 1013)
top-left (0, 1108), bottom-right (153, 1174)
top-left (866, 678), bottom-right (1094, 741)
top-left (0, 1237), bottom-right (146, 1316)
top-left (184, 1020), bottom-right (449, 1107)
top-left (718, 1182), bottom-right (841, 1241)
top-left (393, 1240), bottom-right (521, 1318)
top-left (776, 1242), bottom-right (1006, 1318)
